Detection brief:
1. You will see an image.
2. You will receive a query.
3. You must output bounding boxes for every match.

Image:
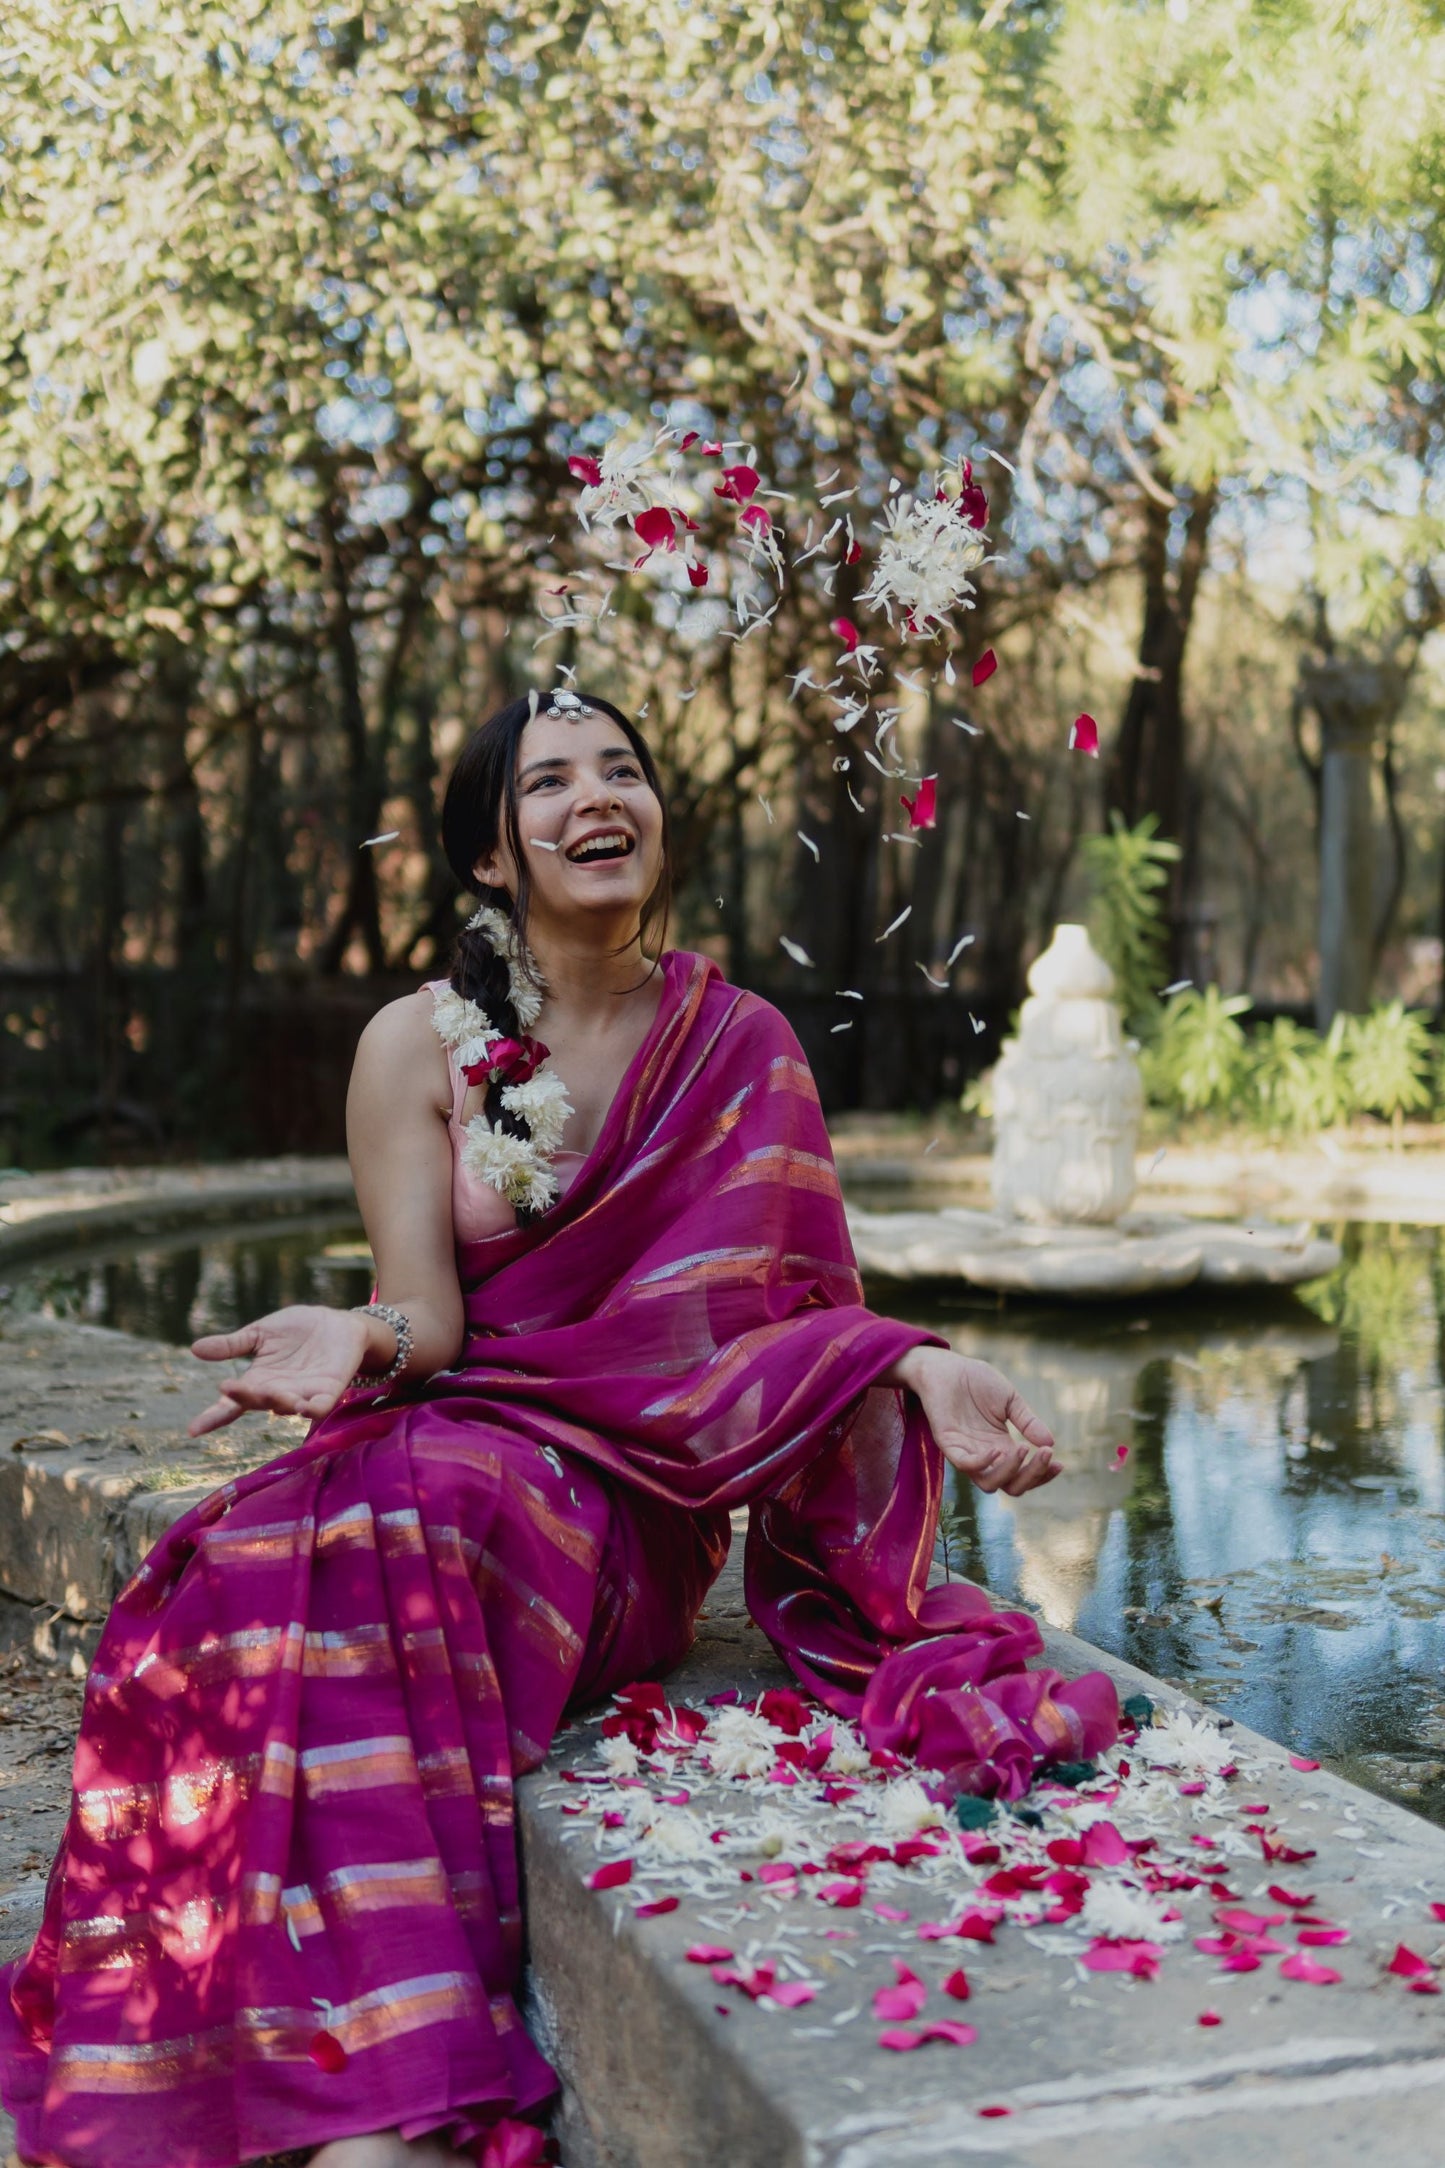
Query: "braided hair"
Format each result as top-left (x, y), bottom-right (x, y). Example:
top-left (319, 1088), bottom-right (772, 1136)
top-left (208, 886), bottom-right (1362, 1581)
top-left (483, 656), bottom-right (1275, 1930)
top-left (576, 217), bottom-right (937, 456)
top-left (439, 690), bottom-right (671, 1216)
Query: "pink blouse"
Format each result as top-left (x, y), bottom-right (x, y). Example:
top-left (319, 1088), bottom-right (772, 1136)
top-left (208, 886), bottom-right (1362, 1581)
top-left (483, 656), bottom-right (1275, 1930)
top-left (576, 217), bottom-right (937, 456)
top-left (429, 982), bottom-right (584, 1244)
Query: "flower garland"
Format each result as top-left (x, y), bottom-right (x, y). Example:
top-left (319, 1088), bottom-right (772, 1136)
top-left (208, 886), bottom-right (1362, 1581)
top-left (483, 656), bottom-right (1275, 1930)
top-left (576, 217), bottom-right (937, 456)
top-left (431, 903), bottom-right (574, 1215)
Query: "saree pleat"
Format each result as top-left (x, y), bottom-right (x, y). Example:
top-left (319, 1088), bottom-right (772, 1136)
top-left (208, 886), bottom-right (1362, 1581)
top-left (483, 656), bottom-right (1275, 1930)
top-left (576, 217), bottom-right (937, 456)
top-left (0, 952), bottom-right (1114, 2165)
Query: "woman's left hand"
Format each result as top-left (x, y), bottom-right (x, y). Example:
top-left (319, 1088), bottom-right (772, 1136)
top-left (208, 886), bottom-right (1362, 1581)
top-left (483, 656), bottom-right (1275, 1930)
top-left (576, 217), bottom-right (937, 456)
top-left (888, 1346), bottom-right (1061, 1497)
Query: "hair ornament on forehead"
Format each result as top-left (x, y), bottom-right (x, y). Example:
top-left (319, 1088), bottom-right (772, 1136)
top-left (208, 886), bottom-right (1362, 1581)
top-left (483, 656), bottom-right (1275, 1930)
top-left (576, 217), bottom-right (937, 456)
top-left (547, 688), bottom-right (587, 713)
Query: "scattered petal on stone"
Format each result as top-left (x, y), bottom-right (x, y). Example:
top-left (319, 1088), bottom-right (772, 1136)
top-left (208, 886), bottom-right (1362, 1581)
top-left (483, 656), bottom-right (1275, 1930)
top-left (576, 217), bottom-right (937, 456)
top-left (943, 1968), bottom-right (971, 2001)
top-left (686, 1944), bottom-right (734, 1964)
top-left (1296, 1926), bottom-right (1349, 1947)
top-left (1267, 1885), bottom-right (1315, 1909)
top-left (977, 2105), bottom-right (1012, 2118)
top-left (1288, 1756), bottom-right (1321, 1772)
top-left (1279, 1952), bottom-right (1341, 1985)
top-left (879, 2020), bottom-right (977, 2052)
top-left (1081, 1938), bottom-right (1162, 1979)
top-left (634, 1896), bottom-right (679, 1918)
top-left (873, 1961), bottom-right (928, 2022)
top-left (481, 2118), bottom-right (550, 2168)
top-left (1069, 713), bottom-right (1100, 756)
top-left (587, 1859), bottom-right (633, 1891)
top-left (1387, 1943), bottom-right (1438, 1981)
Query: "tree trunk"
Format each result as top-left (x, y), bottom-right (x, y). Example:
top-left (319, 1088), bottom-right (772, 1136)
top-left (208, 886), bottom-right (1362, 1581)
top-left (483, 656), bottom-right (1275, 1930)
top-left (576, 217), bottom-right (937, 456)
top-left (1300, 655), bottom-right (1403, 1026)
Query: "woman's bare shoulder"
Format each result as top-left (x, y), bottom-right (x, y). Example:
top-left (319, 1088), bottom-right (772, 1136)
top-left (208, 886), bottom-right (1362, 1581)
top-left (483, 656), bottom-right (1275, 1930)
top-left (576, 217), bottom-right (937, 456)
top-left (351, 987), bottom-right (450, 1111)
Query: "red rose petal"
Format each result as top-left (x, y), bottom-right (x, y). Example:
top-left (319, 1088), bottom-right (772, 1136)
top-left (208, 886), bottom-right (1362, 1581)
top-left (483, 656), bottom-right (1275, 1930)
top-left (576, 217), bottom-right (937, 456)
top-left (1068, 713), bottom-right (1100, 757)
top-left (943, 1968), bottom-right (971, 2001)
top-left (1289, 1755), bottom-right (1321, 1772)
top-left (587, 1859), bottom-right (633, 1891)
top-left (900, 776), bottom-right (938, 830)
top-left (829, 616), bottom-right (861, 653)
top-left (633, 504), bottom-right (676, 552)
top-left (1280, 1952), bottom-right (1341, 1985)
top-left (567, 454), bottom-right (602, 486)
top-left (634, 1896), bottom-right (679, 1918)
top-left (1387, 1943), bottom-right (1437, 1980)
top-left (1297, 1926), bottom-right (1349, 1947)
top-left (971, 648), bottom-right (997, 687)
top-left (686, 559), bottom-right (709, 587)
top-left (308, 2029), bottom-right (347, 2074)
top-left (977, 2105), bottom-right (1012, 2118)
top-left (686, 1943), bottom-right (733, 1964)
top-left (714, 462), bottom-right (759, 502)
top-left (1198, 2010), bottom-right (1222, 2027)
top-left (1267, 1884), bottom-right (1315, 1908)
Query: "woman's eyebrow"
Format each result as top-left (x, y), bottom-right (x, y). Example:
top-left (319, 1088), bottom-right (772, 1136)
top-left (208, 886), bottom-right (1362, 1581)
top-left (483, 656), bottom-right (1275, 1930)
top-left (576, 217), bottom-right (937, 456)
top-left (518, 746), bottom-right (636, 780)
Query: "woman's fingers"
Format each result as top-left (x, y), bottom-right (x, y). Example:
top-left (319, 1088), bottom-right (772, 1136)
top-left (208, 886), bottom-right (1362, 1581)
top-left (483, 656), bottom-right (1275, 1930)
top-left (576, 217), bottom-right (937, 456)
top-left (1004, 1392), bottom-right (1055, 1455)
top-left (190, 1325), bottom-right (261, 1363)
top-left (187, 1394), bottom-right (244, 1439)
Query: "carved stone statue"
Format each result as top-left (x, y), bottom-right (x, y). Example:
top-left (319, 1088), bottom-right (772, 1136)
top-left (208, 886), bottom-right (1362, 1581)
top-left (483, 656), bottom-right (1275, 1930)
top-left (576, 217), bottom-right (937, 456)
top-left (990, 922), bottom-right (1143, 1225)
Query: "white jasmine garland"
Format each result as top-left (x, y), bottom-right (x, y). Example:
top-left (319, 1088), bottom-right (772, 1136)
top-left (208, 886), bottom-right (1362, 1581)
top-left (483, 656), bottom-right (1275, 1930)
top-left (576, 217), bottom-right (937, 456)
top-left (860, 466), bottom-right (990, 630)
top-left (1078, 1881), bottom-right (1184, 1944)
top-left (1138, 1711), bottom-right (1239, 1780)
top-left (876, 1777), bottom-right (944, 1837)
top-left (431, 906), bottom-right (575, 1214)
top-left (597, 1735), bottom-right (640, 1779)
top-left (706, 1706), bottom-right (781, 1780)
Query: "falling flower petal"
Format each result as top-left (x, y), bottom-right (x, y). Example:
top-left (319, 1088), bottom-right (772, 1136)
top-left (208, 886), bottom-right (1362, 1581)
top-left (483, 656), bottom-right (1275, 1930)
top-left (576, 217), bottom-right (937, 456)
top-left (1069, 713), bottom-right (1100, 756)
top-left (900, 776), bottom-right (938, 830)
top-left (876, 905), bottom-right (912, 943)
top-left (971, 649), bottom-right (997, 687)
top-left (361, 831), bottom-right (400, 848)
top-left (739, 503), bottom-right (772, 534)
top-left (567, 454), bottom-right (603, 486)
top-left (686, 560), bottom-right (709, 588)
top-left (633, 505), bottom-right (677, 552)
top-left (830, 616), bottom-right (861, 652)
top-left (308, 2030), bottom-right (347, 2074)
top-left (587, 1859), bottom-right (633, 1891)
top-left (779, 937), bottom-right (815, 968)
top-left (715, 463), bottom-right (760, 502)
top-left (1279, 1952), bottom-right (1341, 1985)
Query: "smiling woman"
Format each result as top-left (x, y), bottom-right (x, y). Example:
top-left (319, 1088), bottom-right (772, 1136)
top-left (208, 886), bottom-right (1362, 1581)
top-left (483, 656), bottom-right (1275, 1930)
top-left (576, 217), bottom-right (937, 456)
top-left (0, 690), bottom-right (1116, 2168)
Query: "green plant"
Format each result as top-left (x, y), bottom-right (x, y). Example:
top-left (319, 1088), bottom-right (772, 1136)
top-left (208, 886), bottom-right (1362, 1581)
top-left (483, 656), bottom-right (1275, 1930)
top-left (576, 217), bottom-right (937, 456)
top-left (1343, 1002), bottom-right (1434, 1127)
top-left (1142, 986), bottom-right (1253, 1116)
top-left (1081, 814), bottom-right (1182, 1036)
top-left (1247, 1016), bottom-right (1329, 1136)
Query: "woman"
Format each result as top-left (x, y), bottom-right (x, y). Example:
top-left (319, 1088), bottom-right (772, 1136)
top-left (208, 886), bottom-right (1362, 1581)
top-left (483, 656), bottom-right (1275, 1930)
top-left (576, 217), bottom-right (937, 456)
top-left (0, 691), bottom-right (1116, 2168)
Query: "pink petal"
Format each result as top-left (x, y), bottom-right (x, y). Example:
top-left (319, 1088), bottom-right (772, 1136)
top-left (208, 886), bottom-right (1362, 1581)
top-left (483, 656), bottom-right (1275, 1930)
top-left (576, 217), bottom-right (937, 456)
top-left (1279, 1952), bottom-right (1341, 1985)
top-left (1081, 1821), bottom-right (1129, 1868)
top-left (819, 1879), bottom-right (864, 1908)
top-left (686, 560), bottom-right (709, 588)
top-left (633, 505), bottom-right (676, 551)
top-left (846, 539), bottom-right (862, 563)
top-left (1430, 1903), bottom-right (1445, 1922)
top-left (1215, 1908), bottom-right (1285, 1934)
top-left (760, 1688), bottom-right (812, 1734)
top-left (679, 431), bottom-right (699, 451)
top-left (481, 2119), bottom-right (550, 2168)
top-left (686, 1943), bottom-right (734, 1964)
top-left (700, 440), bottom-right (723, 456)
top-left (943, 1968), bottom-right (971, 2001)
top-left (1288, 1755), bottom-right (1321, 1772)
top-left (958, 480), bottom-right (988, 528)
top-left (875, 1904), bottom-right (911, 1923)
top-left (830, 616), bottom-right (861, 652)
top-left (874, 1983), bottom-right (928, 2021)
top-left (1068, 713), bottom-right (1100, 756)
top-left (1387, 1943), bottom-right (1438, 1980)
top-left (1267, 1884), bottom-right (1315, 1908)
top-left (971, 649), bottom-right (997, 688)
top-left (308, 2029), bottom-right (348, 2074)
top-left (977, 2105), bottom-right (1012, 2118)
top-left (878, 2026), bottom-right (926, 2052)
top-left (739, 503), bottom-right (772, 532)
top-left (1082, 1939), bottom-right (1162, 1978)
top-left (714, 463), bottom-right (760, 503)
top-left (919, 2019), bottom-right (977, 2046)
top-left (900, 776), bottom-right (938, 831)
top-left (766, 1980), bottom-right (817, 2008)
top-left (1297, 1927), bottom-right (1349, 1947)
top-left (1198, 2010), bottom-right (1222, 2027)
top-left (634, 1896), bottom-right (679, 1918)
top-left (587, 1859), bottom-right (633, 1891)
top-left (567, 454), bottom-right (602, 487)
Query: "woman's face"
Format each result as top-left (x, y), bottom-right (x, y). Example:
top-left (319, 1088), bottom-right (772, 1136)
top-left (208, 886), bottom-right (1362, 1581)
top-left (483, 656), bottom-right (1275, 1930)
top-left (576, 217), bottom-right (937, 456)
top-left (473, 705), bottom-right (665, 937)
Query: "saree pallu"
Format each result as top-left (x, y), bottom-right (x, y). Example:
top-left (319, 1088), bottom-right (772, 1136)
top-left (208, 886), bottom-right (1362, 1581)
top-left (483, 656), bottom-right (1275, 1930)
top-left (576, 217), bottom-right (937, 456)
top-left (0, 952), bottom-right (1116, 2166)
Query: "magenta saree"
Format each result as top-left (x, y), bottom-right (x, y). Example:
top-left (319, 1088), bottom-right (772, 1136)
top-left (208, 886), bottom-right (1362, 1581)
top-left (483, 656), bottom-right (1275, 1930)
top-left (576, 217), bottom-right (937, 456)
top-left (0, 952), bottom-right (1116, 2166)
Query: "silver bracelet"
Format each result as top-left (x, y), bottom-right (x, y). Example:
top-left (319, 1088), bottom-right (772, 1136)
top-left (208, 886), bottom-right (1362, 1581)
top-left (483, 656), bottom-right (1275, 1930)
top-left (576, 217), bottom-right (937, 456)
top-left (351, 1302), bottom-right (414, 1391)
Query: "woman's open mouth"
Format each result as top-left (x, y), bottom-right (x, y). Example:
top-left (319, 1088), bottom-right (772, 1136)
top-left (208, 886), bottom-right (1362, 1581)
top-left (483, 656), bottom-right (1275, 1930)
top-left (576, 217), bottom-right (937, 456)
top-left (564, 830), bottom-right (636, 864)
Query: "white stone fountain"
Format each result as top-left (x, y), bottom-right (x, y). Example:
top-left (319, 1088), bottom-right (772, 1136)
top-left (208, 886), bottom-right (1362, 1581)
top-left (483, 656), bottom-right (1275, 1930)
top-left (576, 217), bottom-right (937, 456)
top-left (846, 923), bottom-right (1341, 1298)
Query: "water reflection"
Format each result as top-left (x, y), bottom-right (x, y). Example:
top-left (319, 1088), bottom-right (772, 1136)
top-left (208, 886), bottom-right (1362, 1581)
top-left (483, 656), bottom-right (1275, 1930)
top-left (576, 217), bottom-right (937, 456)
top-left (886, 1226), bottom-right (1445, 1830)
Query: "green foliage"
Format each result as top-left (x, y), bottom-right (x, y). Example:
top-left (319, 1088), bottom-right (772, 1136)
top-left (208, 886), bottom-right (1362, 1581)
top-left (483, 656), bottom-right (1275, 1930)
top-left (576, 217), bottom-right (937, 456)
top-left (1081, 815), bottom-right (1181, 1035)
top-left (1343, 1002), bottom-right (1435, 1123)
top-left (1141, 987), bottom-right (1253, 1116)
top-left (1247, 1017), bottom-right (1333, 1138)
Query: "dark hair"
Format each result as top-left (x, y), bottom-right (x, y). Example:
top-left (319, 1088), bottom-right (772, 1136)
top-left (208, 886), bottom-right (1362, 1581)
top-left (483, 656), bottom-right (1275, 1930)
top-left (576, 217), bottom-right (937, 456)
top-left (439, 690), bottom-right (671, 1215)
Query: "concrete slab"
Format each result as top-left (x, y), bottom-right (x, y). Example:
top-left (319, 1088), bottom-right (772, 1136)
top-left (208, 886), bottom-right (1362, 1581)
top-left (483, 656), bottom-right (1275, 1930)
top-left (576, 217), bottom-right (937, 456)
top-left (0, 1157), bottom-right (354, 1269)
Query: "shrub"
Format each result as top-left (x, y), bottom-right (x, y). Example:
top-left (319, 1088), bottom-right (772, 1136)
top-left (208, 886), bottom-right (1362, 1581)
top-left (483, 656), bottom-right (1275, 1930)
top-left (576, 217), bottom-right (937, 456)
top-left (1142, 986), bottom-right (1253, 1115)
top-left (1343, 1001), bottom-right (1434, 1124)
top-left (1081, 814), bottom-right (1181, 1036)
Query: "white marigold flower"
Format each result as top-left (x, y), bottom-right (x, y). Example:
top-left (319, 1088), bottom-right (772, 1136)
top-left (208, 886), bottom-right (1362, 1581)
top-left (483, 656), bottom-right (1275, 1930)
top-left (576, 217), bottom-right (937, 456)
top-left (460, 1121), bottom-right (558, 1211)
top-left (860, 473), bottom-right (990, 630)
top-left (431, 988), bottom-right (492, 1049)
top-left (876, 1778), bottom-right (944, 1837)
top-left (1138, 1711), bottom-right (1238, 1779)
top-left (1079, 1881), bottom-right (1184, 1944)
top-left (626, 1801), bottom-right (713, 1862)
top-left (824, 1728), bottom-right (873, 1777)
top-left (571, 430), bottom-right (679, 531)
top-left (502, 1069), bottom-right (572, 1154)
top-left (706, 1706), bottom-right (781, 1780)
top-left (457, 1029), bottom-right (501, 1071)
top-left (598, 1734), bottom-right (639, 1778)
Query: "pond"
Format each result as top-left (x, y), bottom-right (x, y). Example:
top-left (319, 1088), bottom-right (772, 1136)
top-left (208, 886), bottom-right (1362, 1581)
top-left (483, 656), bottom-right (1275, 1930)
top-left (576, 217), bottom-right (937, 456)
top-left (6, 1216), bottom-right (1445, 1831)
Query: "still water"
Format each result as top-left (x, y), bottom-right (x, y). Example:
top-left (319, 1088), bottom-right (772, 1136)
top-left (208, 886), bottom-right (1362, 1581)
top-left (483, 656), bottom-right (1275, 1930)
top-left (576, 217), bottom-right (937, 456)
top-left (8, 1218), bottom-right (1445, 1828)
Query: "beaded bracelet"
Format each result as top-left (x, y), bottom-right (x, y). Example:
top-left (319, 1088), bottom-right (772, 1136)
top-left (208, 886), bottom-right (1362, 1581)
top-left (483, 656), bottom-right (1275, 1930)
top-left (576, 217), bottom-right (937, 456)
top-left (350, 1301), bottom-right (415, 1392)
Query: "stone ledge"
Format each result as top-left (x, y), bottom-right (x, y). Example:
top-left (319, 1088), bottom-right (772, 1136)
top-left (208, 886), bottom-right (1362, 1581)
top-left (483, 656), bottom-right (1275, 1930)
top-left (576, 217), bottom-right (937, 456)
top-left (0, 1157), bottom-right (355, 1269)
top-left (2, 1317), bottom-right (1445, 2165)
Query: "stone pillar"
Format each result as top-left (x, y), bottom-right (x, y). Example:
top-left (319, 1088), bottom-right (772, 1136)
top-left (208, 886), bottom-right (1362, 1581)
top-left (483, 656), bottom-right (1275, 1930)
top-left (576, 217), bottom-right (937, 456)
top-left (1316, 703), bottom-right (1376, 1028)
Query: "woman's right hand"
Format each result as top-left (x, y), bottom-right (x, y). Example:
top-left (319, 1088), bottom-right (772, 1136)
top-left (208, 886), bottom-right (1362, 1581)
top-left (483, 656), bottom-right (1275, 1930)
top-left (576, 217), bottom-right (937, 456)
top-left (188, 1304), bottom-right (376, 1438)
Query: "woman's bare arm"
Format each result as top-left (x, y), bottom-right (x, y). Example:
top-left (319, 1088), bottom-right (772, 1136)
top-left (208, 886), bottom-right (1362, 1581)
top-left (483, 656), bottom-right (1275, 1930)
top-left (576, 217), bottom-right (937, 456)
top-left (188, 993), bottom-right (463, 1434)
